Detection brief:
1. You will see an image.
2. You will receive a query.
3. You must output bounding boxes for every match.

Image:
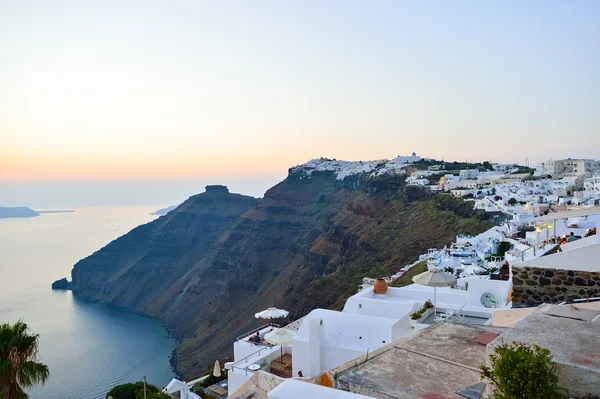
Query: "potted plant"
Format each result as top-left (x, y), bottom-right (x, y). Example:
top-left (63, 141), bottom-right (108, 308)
top-left (409, 300), bottom-right (435, 327)
top-left (409, 309), bottom-right (423, 327)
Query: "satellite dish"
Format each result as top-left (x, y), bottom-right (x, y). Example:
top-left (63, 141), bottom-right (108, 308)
top-left (480, 292), bottom-right (497, 308)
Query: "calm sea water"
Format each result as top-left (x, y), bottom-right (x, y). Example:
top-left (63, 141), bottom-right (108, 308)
top-left (0, 207), bottom-right (178, 399)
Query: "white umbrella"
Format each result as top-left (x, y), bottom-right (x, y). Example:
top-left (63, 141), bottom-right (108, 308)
top-left (213, 360), bottom-right (221, 377)
top-left (265, 328), bottom-right (296, 362)
top-left (255, 307), bottom-right (289, 320)
top-left (412, 269), bottom-right (457, 317)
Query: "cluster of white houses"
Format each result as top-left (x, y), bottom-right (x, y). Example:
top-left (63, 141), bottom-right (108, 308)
top-left (163, 156), bottom-right (600, 399)
top-left (405, 157), bottom-right (600, 213)
top-left (537, 158), bottom-right (600, 179)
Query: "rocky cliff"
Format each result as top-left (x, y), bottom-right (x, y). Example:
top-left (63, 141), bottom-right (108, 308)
top-left (69, 164), bottom-right (494, 378)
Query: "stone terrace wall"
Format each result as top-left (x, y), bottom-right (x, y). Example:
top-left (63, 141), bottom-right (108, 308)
top-left (512, 266), bottom-right (600, 307)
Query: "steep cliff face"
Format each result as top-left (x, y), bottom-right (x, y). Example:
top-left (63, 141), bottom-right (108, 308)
top-left (70, 172), bottom-right (493, 378)
top-left (71, 185), bottom-right (257, 315)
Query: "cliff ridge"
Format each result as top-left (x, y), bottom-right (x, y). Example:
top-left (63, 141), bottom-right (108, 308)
top-left (69, 169), bottom-right (493, 377)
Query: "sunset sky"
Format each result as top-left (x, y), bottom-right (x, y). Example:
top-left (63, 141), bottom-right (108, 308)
top-left (1, 1), bottom-right (599, 204)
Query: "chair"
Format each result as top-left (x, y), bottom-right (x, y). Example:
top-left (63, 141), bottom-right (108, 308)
top-left (437, 302), bottom-right (467, 322)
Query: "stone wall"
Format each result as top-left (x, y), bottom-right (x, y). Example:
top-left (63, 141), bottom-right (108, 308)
top-left (512, 266), bottom-right (600, 307)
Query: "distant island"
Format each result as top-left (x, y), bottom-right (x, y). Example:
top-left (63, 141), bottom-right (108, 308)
top-left (0, 207), bottom-right (75, 219)
top-left (152, 205), bottom-right (177, 216)
top-left (0, 207), bottom-right (40, 219)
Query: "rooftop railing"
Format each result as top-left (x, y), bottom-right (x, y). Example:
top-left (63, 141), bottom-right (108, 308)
top-left (230, 346), bottom-right (275, 376)
top-left (235, 323), bottom-right (280, 342)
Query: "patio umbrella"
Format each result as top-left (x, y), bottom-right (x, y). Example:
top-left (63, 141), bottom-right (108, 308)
top-left (265, 328), bottom-right (296, 362)
top-left (213, 360), bottom-right (221, 377)
top-left (255, 307), bottom-right (289, 320)
top-left (412, 269), bottom-right (457, 317)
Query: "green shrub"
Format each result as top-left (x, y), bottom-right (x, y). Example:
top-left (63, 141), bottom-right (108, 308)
top-left (410, 300), bottom-right (434, 320)
top-left (191, 372), bottom-right (226, 392)
top-left (106, 381), bottom-right (169, 399)
top-left (480, 342), bottom-right (566, 399)
top-left (488, 241), bottom-right (512, 259)
top-left (137, 392), bottom-right (172, 399)
top-left (410, 310), bottom-right (423, 320)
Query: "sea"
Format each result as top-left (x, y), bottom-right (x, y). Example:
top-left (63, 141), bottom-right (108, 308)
top-left (0, 207), bottom-right (178, 399)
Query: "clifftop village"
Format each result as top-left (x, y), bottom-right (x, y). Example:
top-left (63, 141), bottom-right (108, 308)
top-left (164, 155), bottom-right (600, 399)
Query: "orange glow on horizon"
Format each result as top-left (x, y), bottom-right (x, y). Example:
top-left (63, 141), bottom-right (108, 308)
top-left (0, 152), bottom-right (295, 181)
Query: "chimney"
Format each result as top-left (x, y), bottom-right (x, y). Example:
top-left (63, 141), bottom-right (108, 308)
top-left (307, 317), bottom-right (323, 377)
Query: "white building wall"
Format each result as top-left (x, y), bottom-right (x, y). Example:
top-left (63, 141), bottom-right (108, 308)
top-left (292, 339), bottom-right (381, 378)
top-left (228, 369), bottom-right (253, 397)
top-left (268, 379), bottom-right (376, 399)
top-left (320, 345), bottom-right (365, 372)
top-left (292, 340), bottom-right (312, 378)
top-left (460, 169), bottom-right (479, 179)
top-left (234, 340), bottom-right (265, 360)
top-left (343, 295), bottom-right (418, 319)
top-left (465, 277), bottom-right (512, 309)
top-left (292, 309), bottom-right (399, 378)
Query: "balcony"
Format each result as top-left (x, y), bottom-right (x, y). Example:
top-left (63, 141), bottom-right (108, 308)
top-left (234, 323), bottom-right (280, 360)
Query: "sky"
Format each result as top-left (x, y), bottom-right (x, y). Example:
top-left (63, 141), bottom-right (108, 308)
top-left (1, 1), bottom-right (599, 206)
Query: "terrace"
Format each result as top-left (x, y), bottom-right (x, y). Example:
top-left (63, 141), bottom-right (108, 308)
top-left (233, 323), bottom-right (280, 360)
top-left (333, 322), bottom-right (507, 399)
top-left (228, 324), bottom-right (295, 395)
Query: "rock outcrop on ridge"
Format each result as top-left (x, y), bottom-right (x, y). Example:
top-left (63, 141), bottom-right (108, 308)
top-left (69, 161), bottom-right (494, 378)
top-left (51, 277), bottom-right (71, 290)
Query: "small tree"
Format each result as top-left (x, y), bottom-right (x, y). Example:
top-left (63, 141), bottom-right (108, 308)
top-left (508, 198), bottom-right (518, 206)
top-left (480, 342), bottom-right (565, 399)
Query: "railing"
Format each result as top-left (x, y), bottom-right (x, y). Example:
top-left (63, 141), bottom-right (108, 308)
top-left (231, 346), bottom-right (275, 376)
top-left (437, 302), bottom-right (468, 323)
top-left (507, 239), bottom-right (560, 261)
top-left (235, 323), bottom-right (280, 342)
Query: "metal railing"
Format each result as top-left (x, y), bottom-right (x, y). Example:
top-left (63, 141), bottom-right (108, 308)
top-left (437, 302), bottom-right (468, 323)
top-left (231, 346), bottom-right (273, 376)
top-left (235, 323), bottom-right (280, 342)
top-left (230, 344), bottom-right (288, 376)
top-left (508, 239), bottom-right (560, 261)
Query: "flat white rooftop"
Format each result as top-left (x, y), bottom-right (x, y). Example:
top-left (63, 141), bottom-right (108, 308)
top-left (518, 242), bottom-right (600, 272)
top-left (347, 282), bottom-right (510, 318)
top-left (532, 206), bottom-right (600, 223)
top-left (346, 284), bottom-right (469, 313)
top-left (268, 379), bottom-right (375, 399)
top-left (295, 309), bottom-right (400, 351)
